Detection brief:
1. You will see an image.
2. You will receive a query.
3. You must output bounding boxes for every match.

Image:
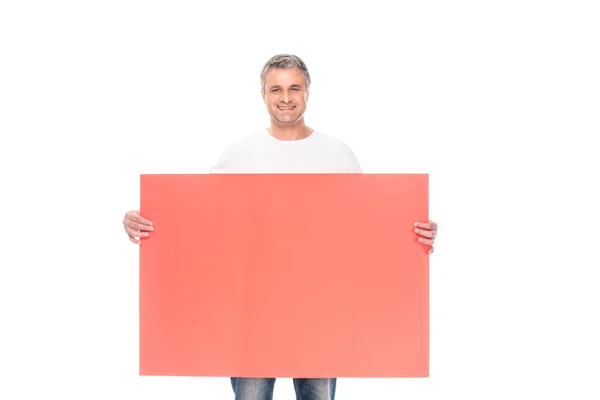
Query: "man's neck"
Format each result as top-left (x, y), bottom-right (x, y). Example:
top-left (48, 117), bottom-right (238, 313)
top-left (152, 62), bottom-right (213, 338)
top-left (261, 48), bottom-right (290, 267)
top-left (268, 121), bottom-right (313, 141)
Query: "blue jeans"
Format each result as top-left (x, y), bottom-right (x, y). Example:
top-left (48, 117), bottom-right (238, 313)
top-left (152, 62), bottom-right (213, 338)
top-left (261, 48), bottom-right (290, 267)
top-left (231, 377), bottom-right (336, 400)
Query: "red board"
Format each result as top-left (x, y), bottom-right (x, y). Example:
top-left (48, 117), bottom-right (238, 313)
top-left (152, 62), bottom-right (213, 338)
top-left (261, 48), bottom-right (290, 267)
top-left (139, 174), bottom-right (429, 377)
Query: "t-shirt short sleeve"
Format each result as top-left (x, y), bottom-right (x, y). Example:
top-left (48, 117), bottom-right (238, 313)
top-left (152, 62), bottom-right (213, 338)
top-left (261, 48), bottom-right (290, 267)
top-left (344, 146), bottom-right (363, 173)
top-left (209, 140), bottom-right (243, 174)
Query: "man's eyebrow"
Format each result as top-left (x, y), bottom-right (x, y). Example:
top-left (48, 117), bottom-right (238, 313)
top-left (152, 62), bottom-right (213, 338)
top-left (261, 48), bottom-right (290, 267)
top-left (269, 84), bottom-right (303, 89)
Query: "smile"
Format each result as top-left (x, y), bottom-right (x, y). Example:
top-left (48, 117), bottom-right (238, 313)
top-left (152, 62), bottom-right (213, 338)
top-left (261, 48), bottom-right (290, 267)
top-left (277, 106), bottom-right (295, 110)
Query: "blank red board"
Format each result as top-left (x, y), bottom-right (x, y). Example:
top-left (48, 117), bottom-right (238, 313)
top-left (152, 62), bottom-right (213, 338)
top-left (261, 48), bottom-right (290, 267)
top-left (139, 174), bottom-right (429, 378)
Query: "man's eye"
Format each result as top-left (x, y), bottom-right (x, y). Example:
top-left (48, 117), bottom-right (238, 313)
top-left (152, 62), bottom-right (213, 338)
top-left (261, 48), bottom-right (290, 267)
top-left (292, 88), bottom-right (299, 91)
top-left (272, 89), bottom-right (279, 92)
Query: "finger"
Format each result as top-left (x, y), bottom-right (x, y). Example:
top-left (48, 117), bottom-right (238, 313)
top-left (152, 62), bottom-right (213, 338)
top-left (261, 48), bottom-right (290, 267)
top-left (126, 227), bottom-right (149, 239)
top-left (428, 246), bottom-right (434, 254)
top-left (124, 220), bottom-right (154, 232)
top-left (414, 228), bottom-right (435, 239)
top-left (126, 216), bottom-right (153, 228)
top-left (125, 226), bottom-right (150, 238)
top-left (128, 235), bottom-right (140, 244)
top-left (418, 237), bottom-right (434, 246)
top-left (126, 210), bottom-right (154, 226)
top-left (414, 220), bottom-right (437, 230)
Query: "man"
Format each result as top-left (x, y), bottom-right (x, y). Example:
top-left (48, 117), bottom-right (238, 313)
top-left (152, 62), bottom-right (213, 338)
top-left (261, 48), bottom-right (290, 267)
top-left (123, 54), bottom-right (438, 400)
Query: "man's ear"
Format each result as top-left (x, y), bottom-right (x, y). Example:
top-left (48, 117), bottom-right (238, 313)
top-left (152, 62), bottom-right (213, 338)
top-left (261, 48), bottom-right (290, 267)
top-left (262, 90), bottom-right (266, 103)
top-left (305, 90), bottom-right (309, 102)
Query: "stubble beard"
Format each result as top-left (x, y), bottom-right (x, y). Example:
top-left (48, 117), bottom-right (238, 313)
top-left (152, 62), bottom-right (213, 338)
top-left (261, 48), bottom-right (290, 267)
top-left (271, 109), bottom-right (304, 125)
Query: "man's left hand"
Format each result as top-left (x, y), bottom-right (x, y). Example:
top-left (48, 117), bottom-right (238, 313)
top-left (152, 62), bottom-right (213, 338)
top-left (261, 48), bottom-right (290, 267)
top-left (414, 220), bottom-right (438, 254)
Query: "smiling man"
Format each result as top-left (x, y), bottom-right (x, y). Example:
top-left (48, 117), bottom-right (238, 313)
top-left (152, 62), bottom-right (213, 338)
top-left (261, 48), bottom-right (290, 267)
top-left (123, 54), bottom-right (438, 400)
top-left (267, 72), bottom-right (306, 124)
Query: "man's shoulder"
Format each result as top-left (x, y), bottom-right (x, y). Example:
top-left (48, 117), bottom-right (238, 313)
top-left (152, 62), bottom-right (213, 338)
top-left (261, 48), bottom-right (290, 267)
top-left (314, 130), bottom-right (355, 152)
top-left (315, 130), bottom-right (362, 172)
top-left (234, 129), bottom-right (270, 144)
top-left (315, 129), bottom-right (344, 142)
top-left (221, 130), bottom-right (267, 152)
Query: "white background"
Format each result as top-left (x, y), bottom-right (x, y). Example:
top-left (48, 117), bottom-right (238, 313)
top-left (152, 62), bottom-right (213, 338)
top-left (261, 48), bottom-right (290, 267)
top-left (1, 0), bottom-right (599, 399)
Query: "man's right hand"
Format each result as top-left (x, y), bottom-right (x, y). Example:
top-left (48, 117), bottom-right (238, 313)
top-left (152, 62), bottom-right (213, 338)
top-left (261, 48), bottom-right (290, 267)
top-left (123, 210), bottom-right (154, 244)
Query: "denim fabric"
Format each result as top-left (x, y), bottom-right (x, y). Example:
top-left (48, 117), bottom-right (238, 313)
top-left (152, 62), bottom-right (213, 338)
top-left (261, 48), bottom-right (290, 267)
top-left (231, 377), bottom-right (336, 400)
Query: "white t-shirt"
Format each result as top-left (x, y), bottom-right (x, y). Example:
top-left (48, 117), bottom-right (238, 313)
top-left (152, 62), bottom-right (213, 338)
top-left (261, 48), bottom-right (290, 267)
top-left (210, 129), bottom-right (362, 173)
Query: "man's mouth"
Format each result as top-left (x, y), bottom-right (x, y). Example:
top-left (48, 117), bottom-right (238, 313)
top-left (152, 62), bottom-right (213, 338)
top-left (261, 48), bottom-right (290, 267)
top-left (277, 106), bottom-right (295, 111)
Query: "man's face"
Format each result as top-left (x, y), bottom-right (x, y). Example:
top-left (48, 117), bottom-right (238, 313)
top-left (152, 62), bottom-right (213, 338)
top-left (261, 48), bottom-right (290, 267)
top-left (262, 68), bottom-right (309, 125)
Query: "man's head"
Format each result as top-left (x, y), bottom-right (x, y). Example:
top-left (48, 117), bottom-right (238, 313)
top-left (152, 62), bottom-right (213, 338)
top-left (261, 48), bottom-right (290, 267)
top-left (260, 54), bottom-right (311, 125)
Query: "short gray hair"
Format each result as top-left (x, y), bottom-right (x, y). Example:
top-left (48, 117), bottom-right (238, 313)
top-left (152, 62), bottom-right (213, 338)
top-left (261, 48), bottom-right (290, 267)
top-left (260, 54), bottom-right (311, 93)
